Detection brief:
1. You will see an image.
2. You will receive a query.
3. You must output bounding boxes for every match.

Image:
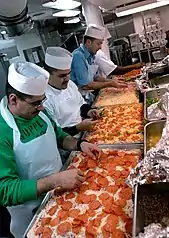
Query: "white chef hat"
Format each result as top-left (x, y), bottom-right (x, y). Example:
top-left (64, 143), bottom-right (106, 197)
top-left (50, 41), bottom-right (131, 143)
top-left (45, 47), bottom-right (72, 70)
top-left (8, 62), bottom-right (49, 96)
top-left (85, 24), bottom-right (106, 40)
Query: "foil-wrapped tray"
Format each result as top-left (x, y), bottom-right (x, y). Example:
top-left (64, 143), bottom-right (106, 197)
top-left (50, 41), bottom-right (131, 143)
top-left (144, 88), bottom-right (168, 121)
top-left (144, 120), bottom-right (166, 155)
top-left (24, 144), bottom-right (143, 238)
top-left (133, 183), bottom-right (169, 237)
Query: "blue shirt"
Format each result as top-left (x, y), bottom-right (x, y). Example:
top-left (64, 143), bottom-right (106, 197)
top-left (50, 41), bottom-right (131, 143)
top-left (71, 45), bottom-right (99, 87)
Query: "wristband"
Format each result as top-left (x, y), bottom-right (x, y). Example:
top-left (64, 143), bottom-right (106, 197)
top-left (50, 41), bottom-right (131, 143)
top-left (77, 139), bottom-right (88, 151)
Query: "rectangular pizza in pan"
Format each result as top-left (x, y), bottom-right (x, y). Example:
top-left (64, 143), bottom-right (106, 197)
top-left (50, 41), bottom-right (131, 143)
top-left (28, 149), bottom-right (142, 238)
top-left (86, 103), bottom-right (144, 144)
top-left (94, 89), bottom-right (139, 108)
top-left (114, 69), bottom-right (142, 82)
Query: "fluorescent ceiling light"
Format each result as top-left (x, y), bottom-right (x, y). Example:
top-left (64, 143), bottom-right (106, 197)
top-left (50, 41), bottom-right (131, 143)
top-left (64, 17), bottom-right (80, 24)
top-left (53, 10), bottom-right (80, 17)
top-left (42, 0), bottom-right (81, 10)
top-left (117, 0), bottom-right (169, 17)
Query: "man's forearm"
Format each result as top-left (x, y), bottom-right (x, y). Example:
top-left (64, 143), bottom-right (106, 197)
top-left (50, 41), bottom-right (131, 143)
top-left (112, 65), bottom-right (135, 75)
top-left (94, 76), bottom-right (107, 82)
top-left (37, 173), bottom-right (61, 196)
top-left (81, 81), bottom-right (113, 90)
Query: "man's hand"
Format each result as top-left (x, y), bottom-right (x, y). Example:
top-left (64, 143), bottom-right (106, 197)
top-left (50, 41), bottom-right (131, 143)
top-left (87, 109), bottom-right (99, 120)
top-left (134, 62), bottom-right (145, 69)
top-left (80, 142), bottom-right (102, 159)
top-left (76, 119), bottom-right (97, 132)
top-left (55, 169), bottom-right (84, 191)
top-left (108, 79), bottom-right (127, 89)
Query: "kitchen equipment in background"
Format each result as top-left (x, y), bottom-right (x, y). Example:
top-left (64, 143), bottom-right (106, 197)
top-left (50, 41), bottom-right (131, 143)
top-left (0, 53), bottom-right (10, 100)
top-left (109, 37), bottom-right (133, 66)
top-left (23, 46), bottom-right (44, 67)
top-left (152, 47), bottom-right (167, 61)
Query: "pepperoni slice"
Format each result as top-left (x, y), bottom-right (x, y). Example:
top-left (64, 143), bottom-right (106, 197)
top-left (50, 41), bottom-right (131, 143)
top-left (41, 234), bottom-right (51, 238)
top-left (41, 217), bottom-right (51, 226)
top-left (72, 157), bottom-right (79, 163)
top-left (85, 170), bottom-right (96, 178)
top-left (125, 218), bottom-right (132, 235)
top-left (115, 198), bottom-right (127, 208)
top-left (119, 188), bottom-right (132, 200)
top-left (89, 194), bottom-right (97, 201)
top-left (106, 185), bottom-right (119, 194)
top-left (113, 171), bottom-right (121, 178)
top-left (101, 227), bottom-right (110, 238)
top-left (41, 227), bottom-right (52, 238)
top-left (72, 219), bottom-right (82, 227)
top-left (107, 214), bottom-right (118, 227)
top-left (77, 214), bottom-right (88, 223)
top-left (86, 209), bottom-right (96, 217)
top-left (80, 184), bottom-right (89, 192)
top-left (83, 194), bottom-right (94, 204)
top-left (113, 230), bottom-right (125, 238)
top-left (57, 222), bottom-right (72, 235)
top-left (112, 205), bottom-right (124, 216)
top-left (86, 223), bottom-right (97, 236)
top-left (88, 182), bottom-right (100, 191)
top-left (50, 217), bottom-right (60, 227)
top-left (99, 193), bottom-right (111, 201)
top-left (93, 216), bottom-right (102, 227)
top-left (35, 226), bottom-right (43, 236)
top-left (56, 197), bottom-right (64, 205)
top-left (72, 226), bottom-right (81, 234)
top-left (65, 192), bottom-right (75, 200)
top-left (116, 178), bottom-right (125, 187)
top-left (57, 210), bottom-right (68, 220)
top-left (98, 170), bottom-right (108, 177)
top-left (97, 177), bottom-right (109, 186)
top-left (61, 201), bottom-right (72, 211)
top-left (87, 159), bottom-right (97, 168)
top-left (69, 209), bottom-right (80, 218)
top-left (89, 200), bottom-right (101, 210)
top-left (106, 215), bottom-right (118, 232)
top-left (47, 205), bottom-right (57, 216)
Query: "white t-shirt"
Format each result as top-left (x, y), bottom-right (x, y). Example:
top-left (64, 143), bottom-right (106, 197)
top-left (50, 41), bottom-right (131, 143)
top-left (95, 49), bottom-right (117, 77)
top-left (44, 80), bottom-right (85, 128)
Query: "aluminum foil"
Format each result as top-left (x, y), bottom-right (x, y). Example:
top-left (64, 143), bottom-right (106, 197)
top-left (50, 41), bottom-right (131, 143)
top-left (147, 92), bottom-right (169, 120)
top-left (135, 61), bottom-right (168, 93)
top-left (126, 117), bottom-right (169, 188)
top-left (137, 223), bottom-right (169, 238)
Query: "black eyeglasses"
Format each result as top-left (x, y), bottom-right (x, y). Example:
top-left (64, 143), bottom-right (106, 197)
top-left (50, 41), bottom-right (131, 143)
top-left (23, 97), bottom-right (47, 109)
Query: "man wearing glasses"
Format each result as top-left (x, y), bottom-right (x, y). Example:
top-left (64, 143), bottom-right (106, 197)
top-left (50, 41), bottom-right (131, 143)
top-left (0, 62), bottom-right (100, 238)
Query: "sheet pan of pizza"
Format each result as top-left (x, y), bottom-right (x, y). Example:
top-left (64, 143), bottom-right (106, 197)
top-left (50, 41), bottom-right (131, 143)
top-left (25, 145), bottom-right (142, 238)
top-left (92, 88), bottom-right (139, 108)
top-left (85, 104), bottom-right (144, 145)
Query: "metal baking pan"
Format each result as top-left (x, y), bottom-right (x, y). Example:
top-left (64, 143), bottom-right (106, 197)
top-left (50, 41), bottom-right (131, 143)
top-left (144, 87), bottom-right (168, 121)
top-left (24, 144), bottom-right (143, 237)
top-left (24, 192), bottom-right (52, 237)
top-left (83, 130), bottom-right (144, 146)
top-left (144, 120), bottom-right (166, 155)
top-left (149, 74), bottom-right (169, 88)
top-left (92, 90), bottom-right (140, 108)
top-left (133, 183), bottom-right (169, 237)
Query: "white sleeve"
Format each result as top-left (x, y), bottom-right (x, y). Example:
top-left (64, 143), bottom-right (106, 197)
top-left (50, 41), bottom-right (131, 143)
top-left (70, 81), bottom-right (86, 107)
top-left (95, 50), bottom-right (117, 76)
top-left (44, 98), bottom-right (60, 126)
